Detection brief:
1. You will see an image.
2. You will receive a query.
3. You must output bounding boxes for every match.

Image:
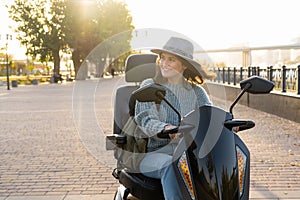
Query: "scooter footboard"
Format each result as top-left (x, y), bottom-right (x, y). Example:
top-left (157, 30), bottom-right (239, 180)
top-left (118, 169), bottom-right (164, 200)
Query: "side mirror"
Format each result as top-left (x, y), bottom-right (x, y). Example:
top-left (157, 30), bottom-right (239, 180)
top-left (132, 83), bottom-right (166, 102)
top-left (132, 83), bottom-right (182, 124)
top-left (230, 76), bottom-right (275, 115)
top-left (240, 76), bottom-right (274, 94)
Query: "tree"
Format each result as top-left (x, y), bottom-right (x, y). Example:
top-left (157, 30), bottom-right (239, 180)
top-left (8, 0), bottom-right (134, 79)
top-left (8, 0), bottom-right (66, 75)
top-left (64, 0), bottom-right (134, 79)
top-left (97, 0), bottom-right (133, 73)
top-left (63, 0), bottom-right (100, 79)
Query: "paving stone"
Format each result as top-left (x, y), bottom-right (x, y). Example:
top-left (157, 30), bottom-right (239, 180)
top-left (5, 196), bottom-right (64, 200)
top-left (0, 77), bottom-right (299, 199)
top-left (64, 194), bottom-right (114, 200)
top-left (250, 190), bottom-right (300, 199)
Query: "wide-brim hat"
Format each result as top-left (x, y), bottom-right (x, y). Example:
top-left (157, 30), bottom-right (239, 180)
top-left (151, 37), bottom-right (202, 77)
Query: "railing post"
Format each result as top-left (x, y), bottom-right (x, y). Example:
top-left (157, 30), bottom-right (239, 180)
top-left (240, 67), bottom-right (243, 82)
top-left (269, 66), bottom-right (273, 82)
top-left (297, 65), bottom-right (300, 95)
top-left (218, 68), bottom-right (221, 83)
top-left (253, 67), bottom-right (256, 76)
top-left (213, 68), bottom-right (216, 82)
top-left (228, 67), bottom-right (231, 84)
top-left (223, 68), bottom-right (225, 84)
top-left (248, 66), bottom-right (251, 77)
top-left (282, 65), bottom-right (286, 92)
top-left (257, 66), bottom-right (260, 77)
top-left (233, 67), bottom-right (237, 85)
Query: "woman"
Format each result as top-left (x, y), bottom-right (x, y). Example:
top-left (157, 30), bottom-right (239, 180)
top-left (134, 37), bottom-right (212, 200)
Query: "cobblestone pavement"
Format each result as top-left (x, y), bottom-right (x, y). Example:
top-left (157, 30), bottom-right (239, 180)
top-left (0, 77), bottom-right (299, 200)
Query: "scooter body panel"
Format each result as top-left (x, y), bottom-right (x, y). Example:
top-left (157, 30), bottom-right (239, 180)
top-left (173, 106), bottom-right (250, 200)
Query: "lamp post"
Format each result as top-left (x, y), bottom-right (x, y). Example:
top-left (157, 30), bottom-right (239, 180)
top-left (5, 34), bottom-right (12, 90)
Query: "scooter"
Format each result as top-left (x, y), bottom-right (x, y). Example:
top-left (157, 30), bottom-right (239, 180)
top-left (108, 75), bottom-right (274, 200)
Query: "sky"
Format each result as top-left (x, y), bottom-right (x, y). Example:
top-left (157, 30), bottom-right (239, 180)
top-left (0, 0), bottom-right (25, 59)
top-left (122, 0), bottom-right (300, 49)
top-left (1, 0), bottom-right (300, 59)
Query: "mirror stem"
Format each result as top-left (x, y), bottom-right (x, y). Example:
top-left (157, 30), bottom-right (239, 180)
top-left (156, 91), bottom-right (182, 125)
top-left (229, 83), bottom-right (251, 115)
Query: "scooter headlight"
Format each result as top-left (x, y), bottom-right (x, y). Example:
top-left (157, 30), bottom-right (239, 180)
top-left (236, 146), bottom-right (247, 196)
top-left (178, 151), bottom-right (195, 200)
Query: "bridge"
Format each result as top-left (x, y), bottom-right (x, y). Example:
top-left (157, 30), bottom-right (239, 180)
top-left (195, 44), bottom-right (300, 123)
top-left (195, 44), bottom-right (300, 68)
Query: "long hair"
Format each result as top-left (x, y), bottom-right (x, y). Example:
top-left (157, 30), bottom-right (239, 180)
top-left (153, 53), bottom-right (206, 85)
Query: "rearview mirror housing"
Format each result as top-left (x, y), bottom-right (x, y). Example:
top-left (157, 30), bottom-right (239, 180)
top-left (132, 83), bottom-right (166, 102)
top-left (230, 76), bottom-right (275, 114)
top-left (240, 76), bottom-right (274, 94)
top-left (133, 83), bottom-right (182, 124)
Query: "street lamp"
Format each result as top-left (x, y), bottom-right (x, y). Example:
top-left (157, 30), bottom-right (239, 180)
top-left (5, 34), bottom-right (12, 90)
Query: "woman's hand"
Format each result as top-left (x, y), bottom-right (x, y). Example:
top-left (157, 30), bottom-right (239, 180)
top-left (164, 125), bottom-right (180, 139)
top-left (169, 133), bottom-right (181, 140)
top-left (232, 126), bottom-right (239, 133)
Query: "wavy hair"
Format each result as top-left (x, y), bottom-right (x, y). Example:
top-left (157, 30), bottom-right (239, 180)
top-left (153, 53), bottom-right (208, 86)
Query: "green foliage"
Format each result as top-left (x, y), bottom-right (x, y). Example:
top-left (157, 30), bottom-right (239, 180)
top-left (8, 0), bottom-right (66, 74)
top-left (8, 0), bottom-right (134, 79)
top-left (64, 0), bottom-right (134, 78)
top-left (27, 63), bottom-right (34, 72)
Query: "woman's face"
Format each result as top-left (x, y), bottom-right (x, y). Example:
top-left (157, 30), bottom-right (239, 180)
top-left (159, 52), bottom-right (187, 80)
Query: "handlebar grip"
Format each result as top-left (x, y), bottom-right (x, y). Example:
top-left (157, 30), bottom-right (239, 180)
top-left (224, 119), bottom-right (255, 131)
top-left (157, 127), bottom-right (178, 138)
top-left (157, 124), bottom-right (195, 139)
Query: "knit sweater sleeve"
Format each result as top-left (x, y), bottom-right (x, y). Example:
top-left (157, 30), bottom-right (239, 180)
top-left (193, 84), bottom-right (212, 107)
top-left (134, 79), bottom-right (168, 137)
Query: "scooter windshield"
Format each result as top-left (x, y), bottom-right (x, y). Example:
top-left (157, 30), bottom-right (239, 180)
top-left (173, 106), bottom-right (240, 200)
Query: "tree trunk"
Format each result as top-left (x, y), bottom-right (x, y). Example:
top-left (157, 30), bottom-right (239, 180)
top-left (72, 50), bottom-right (82, 79)
top-left (53, 49), bottom-right (60, 75)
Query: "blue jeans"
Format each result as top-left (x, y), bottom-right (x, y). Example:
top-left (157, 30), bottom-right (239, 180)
top-left (139, 144), bottom-right (183, 200)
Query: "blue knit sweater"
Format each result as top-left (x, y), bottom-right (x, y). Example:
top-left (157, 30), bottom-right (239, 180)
top-left (134, 78), bottom-right (212, 152)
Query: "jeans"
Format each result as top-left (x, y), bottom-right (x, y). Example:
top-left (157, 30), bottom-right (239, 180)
top-left (139, 143), bottom-right (183, 200)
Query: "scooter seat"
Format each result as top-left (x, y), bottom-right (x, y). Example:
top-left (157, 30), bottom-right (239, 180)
top-left (118, 169), bottom-right (164, 200)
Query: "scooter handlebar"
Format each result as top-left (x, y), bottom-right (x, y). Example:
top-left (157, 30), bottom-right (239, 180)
top-left (157, 124), bottom-right (195, 139)
top-left (224, 119), bottom-right (255, 131)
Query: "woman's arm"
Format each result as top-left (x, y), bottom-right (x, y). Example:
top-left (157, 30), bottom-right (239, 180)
top-left (194, 85), bottom-right (212, 106)
top-left (134, 79), bottom-right (169, 137)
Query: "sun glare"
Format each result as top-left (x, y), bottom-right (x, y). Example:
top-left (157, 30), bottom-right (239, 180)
top-left (122, 0), bottom-right (300, 49)
top-left (1, 0), bottom-right (300, 60)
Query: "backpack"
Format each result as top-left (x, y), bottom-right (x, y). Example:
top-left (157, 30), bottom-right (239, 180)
top-left (114, 82), bottom-right (188, 171)
top-left (114, 95), bottom-right (148, 172)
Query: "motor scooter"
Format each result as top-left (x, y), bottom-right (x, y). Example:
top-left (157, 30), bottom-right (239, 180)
top-left (108, 75), bottom-right (274, 200)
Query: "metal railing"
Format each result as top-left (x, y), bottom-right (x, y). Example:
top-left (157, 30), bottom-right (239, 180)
top-left (211, 65), bottom-right (300, 95)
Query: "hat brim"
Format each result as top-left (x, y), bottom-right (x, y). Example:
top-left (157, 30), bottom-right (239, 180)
top-left (151, 48), bottom-right (203, 77)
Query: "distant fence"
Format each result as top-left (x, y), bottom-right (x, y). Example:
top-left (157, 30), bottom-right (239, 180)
top-left (211, 65), bottom-right (300, 95)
